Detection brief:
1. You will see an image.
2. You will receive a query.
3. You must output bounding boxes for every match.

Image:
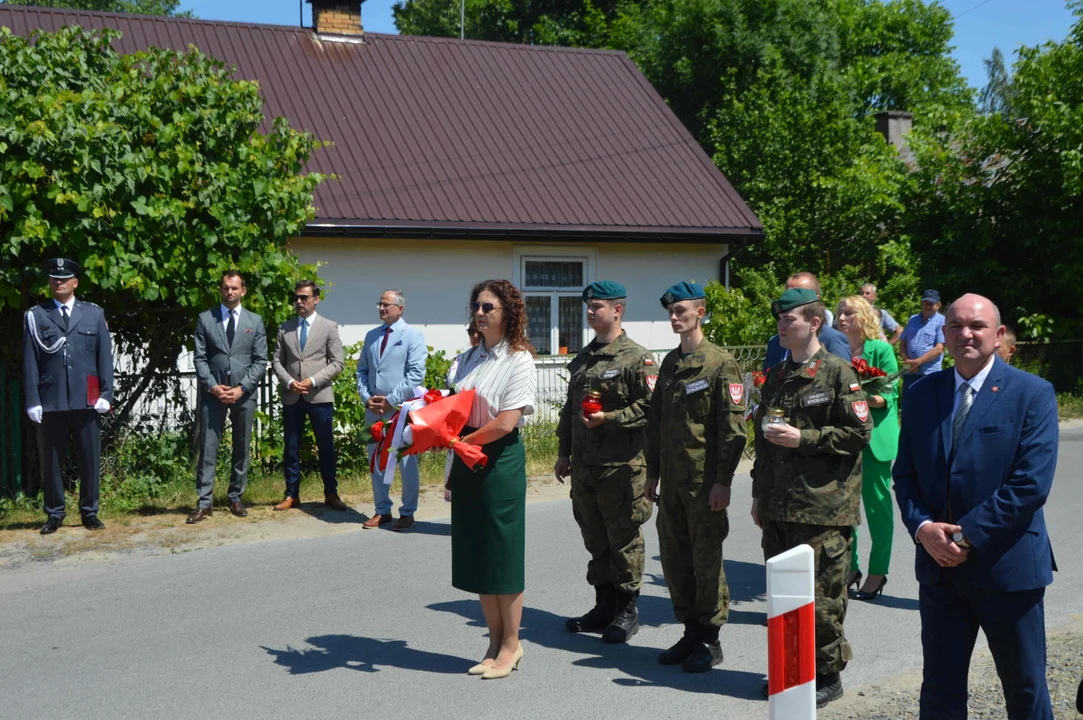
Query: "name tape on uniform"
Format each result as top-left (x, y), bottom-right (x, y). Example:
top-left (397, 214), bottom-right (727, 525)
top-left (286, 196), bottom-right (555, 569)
top-left (685, 378), bottom-right (710, 395)
top-left (802, 391), bottom-right (831, 407)
top-left (602, 369), bottom-right (620, 379)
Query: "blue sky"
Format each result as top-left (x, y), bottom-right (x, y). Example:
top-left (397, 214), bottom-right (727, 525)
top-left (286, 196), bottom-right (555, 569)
top-left (178, 0), bottom-right (1078, 90)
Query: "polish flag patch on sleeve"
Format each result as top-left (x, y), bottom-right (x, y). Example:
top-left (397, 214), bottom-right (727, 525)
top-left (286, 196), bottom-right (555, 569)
top-left (729, 383), bottom-right (744, 405)
top-left (849, 382), bottom-right (860, 392)
top-left (852, 400), bottom-right (869, 422)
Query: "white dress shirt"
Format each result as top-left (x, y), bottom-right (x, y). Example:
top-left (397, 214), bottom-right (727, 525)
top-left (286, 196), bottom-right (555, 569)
top-left (220, 303), bottom-right (242, 333)
top-left (952, 355), bottom-right (996, 422)
top-left (54, 296), bottom-right (76, 314)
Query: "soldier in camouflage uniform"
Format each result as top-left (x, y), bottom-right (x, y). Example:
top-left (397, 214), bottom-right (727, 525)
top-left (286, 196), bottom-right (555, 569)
top-left (751, 287), bottom-right (872, 707)
top-left (644, 282), bottom-right (748, 673)
top-left (556, 281), bottom-right (655, 644)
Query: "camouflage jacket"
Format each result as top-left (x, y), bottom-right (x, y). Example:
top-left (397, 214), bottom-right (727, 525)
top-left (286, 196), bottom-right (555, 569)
top-left (645, 338), bottom-right (747, 487)
top-left (556, 331), bottom-right (654, 467)
top-left (751, 346), bottom-right (873, 526)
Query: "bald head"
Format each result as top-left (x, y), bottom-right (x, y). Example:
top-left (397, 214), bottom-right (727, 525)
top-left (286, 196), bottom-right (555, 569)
top-left (945, 294), bottom-right (1005, 379)
top-left (786, 272), bottom-right (822, 294)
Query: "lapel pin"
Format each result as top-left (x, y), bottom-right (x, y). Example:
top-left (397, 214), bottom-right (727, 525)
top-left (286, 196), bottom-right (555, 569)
top-left (991, 385), bottom-right (999, 392)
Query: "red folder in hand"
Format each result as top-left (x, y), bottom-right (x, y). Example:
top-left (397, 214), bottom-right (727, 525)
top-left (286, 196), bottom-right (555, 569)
top-left (87, 375), bottom-right (101, 406)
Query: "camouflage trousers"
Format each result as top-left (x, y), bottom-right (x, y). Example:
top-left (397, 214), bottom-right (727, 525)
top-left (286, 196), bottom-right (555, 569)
top-left (761, 520), bottom-right (853, 675)
top-left (570, 464), bottom-right (653, 593)
top-left (656, 480), bottom-right (730, 628)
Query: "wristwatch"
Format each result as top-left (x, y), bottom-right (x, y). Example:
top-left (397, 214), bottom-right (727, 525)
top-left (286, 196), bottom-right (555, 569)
top-left (952, 531), bottom-right (971, 549)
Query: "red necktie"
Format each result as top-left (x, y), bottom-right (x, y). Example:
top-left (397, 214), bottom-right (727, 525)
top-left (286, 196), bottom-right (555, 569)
top-left (380, 326), bottom-right (391, 355)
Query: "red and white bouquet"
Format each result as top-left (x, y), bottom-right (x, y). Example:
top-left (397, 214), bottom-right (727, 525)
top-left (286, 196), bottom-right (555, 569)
top-left (851, 358), bottom-right (900, 397)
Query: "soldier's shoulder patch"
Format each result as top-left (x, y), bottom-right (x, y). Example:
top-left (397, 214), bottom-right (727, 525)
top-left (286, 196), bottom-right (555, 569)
top-left (849, 382), bottom-right (861, 392)
top-left (643, 357), bottom-right (653, 366)
top-left (728, 383), bottom-right (744, 405)
top-left (852, 400), bottom-right (869, 422)
top-left (646, 375), bottom-right (658, 392)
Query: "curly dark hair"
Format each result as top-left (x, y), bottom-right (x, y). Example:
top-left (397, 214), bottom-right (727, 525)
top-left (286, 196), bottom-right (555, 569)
top-left (468, 279), bottom-right (535, 356)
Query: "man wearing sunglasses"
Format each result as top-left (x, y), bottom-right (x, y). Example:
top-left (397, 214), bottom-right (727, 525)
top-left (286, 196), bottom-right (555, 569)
top-left (356, 290), bottom-right (428, 531)
top-left (271, 280), bottom-right (347, 511)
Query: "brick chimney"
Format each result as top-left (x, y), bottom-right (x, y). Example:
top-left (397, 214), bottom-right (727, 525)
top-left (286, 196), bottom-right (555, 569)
top-left (874, 110), bottom-right (913, 162)
top-left (309, 1), bottom-right (364, 36)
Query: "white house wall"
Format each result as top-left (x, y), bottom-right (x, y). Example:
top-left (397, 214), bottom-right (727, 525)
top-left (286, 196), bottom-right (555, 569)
top-left (292, 237), bottom-right (726, 358)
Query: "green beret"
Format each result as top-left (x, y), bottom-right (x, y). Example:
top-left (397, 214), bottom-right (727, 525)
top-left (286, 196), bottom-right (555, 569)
top-left (771, 287), bottom-right (820, 318)
top-left (659, 281), bottom-right (705, 309)
top-left (583, 280), bottom-right (627, 302)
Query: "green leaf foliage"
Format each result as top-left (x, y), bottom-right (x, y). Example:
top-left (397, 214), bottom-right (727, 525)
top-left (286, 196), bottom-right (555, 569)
top-left (0, 26), bottom-right (325, 427)
top-left (0, 0), bottom-right (193, 17)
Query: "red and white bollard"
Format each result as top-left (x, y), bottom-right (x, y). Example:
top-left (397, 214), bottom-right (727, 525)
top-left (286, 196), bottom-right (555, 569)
top-left (766, 544), bottom-right (817, 719)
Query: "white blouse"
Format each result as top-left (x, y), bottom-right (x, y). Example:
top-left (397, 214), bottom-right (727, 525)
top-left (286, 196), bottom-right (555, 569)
top-left (449, 339), bottom-right (536, 429)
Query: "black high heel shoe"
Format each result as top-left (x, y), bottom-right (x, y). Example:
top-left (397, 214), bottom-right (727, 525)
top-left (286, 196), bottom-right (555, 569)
top-left (846, 570), bottom-right (863, 591)
top-left (852, 576), bottom-right (888, 601)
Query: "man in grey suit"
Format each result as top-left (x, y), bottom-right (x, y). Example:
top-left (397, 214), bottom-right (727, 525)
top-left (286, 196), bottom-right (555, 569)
top-left (187, 270), bottom-right (268, 524)
top-left (356, 289), bottom-right (428, 531)
top-left (271, 280), bottom-right (347, 511)
top-left (23, 258), bottom-right (114, 534)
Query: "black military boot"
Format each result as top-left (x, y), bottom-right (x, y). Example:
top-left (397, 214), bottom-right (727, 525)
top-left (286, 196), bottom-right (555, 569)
top-left (681, 625), bottom-right (723, 673)
top-left (602, 590), bottom-right (639, 644)
top-left (566, 584), bottom-right (616, 633)
top-left (815, 672), bottom-right (844, 707)
top-left (658, 624), bottom-right (699, 665)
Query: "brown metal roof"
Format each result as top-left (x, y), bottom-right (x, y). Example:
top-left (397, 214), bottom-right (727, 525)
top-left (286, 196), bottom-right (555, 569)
top-left (0, 6), bottom-right (763, 242)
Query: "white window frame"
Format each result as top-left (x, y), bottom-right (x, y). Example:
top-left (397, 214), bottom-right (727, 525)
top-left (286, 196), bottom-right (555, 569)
top-left (514, 246), bottom-right (597, 356)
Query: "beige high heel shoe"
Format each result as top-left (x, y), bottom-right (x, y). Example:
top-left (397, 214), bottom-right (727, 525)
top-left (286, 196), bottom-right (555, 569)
top-left (481, 644), bottom-right (523, 680)
top-left (467, 661), bottom-right (492, 676)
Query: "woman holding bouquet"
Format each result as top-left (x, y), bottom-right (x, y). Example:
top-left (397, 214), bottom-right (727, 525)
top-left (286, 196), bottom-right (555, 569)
top-left (836, 295), bottom-right (899, 601)
top-left (448, 279), bottom-right (536, 679)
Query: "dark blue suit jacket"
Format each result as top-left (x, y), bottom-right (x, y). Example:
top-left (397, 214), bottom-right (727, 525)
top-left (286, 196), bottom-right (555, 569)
top-left (893, 358), bottom-right (1058, 592)
top-left (762, 325), bottom-right (851, 370)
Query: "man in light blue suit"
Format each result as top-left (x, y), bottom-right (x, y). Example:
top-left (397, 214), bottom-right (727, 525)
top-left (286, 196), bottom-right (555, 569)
top-left (356, 290), bottom-right (428, 531)
top-left (894, 293), bottom-right (1058, 720)
top-left (762, 272), bottom-right (850, 369)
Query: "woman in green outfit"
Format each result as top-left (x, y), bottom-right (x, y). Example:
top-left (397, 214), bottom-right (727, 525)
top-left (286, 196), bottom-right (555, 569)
top-left (836, 295), bottom-right (899, 601)
top-left (447, 279), bottom-right (537, 679)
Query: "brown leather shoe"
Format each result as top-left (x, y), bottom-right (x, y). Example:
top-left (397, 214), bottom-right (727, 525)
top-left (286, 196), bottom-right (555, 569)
top-left (274, 496), bottom-right (300, 511)
top-left (230, 501), bottom-right (248, 517)
top-left (362, 513), bottom-right (393, 529)
top-left (324, 493), bottom-right (349, 511)
top-left (186, 508), bottom-right (213, 524)
top-left (393, 515), bottom-right (416, 532)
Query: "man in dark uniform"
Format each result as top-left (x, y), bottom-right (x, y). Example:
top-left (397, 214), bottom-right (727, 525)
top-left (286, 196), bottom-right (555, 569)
top-left (22, 258), bottom-right (114, 534)
top-left (556, 280), bottom-right (654, 644)
top-left (751, 287), bottom-right (872, 707)
top-left (645, 282), bottom-right (748, 673)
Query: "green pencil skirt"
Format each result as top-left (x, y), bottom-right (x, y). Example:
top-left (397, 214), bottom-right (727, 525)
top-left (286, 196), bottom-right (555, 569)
top-left (450, 428), bottom-right (526, 595)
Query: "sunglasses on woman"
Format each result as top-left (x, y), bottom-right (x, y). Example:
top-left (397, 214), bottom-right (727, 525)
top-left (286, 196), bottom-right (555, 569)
top-left (470, 302), bottom-right (502, 315)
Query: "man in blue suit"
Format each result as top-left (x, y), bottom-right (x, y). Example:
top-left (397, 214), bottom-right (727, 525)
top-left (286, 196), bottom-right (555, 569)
top-left (356, 290), bottom-right (428, 531)
top-left (762, 272), bottom-right (850, 369)
top-left (893, 293), bottom-right (1058, 720)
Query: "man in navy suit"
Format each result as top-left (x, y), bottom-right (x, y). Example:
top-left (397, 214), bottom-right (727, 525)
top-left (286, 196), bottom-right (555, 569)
top-left (762, 272), bottom-right (850, 369)
top-left (894, 293), bottom-right (1058, 720)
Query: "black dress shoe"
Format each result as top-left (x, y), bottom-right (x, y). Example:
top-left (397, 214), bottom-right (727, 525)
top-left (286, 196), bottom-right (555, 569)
top-left (815, 673), bottom-right (844, 707)
top-left (82, 515), bottom-right (105, 531)
top-left (230, 501), bottom-right (248, 517)
top-left (682, 641), bottom-right (723, 673)
top-left (40, 517), bottom-right (63, 535)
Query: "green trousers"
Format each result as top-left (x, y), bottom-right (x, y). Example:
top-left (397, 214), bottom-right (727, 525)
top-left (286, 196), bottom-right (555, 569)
top-left (850, 449), bottom-right (894, 576)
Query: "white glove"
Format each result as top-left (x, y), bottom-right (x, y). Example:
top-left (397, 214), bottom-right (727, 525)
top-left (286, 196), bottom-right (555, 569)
top-left (93, 398), bottom-right (111, 414)
top-left (27, 406), bottom-right (43, 424)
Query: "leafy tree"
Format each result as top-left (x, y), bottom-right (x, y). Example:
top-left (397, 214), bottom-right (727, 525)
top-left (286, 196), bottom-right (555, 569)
top-left (393, 0), bottom-right (619, 47)
top-left (904, 2), bottom-right (1083, 337)
top-left (979, 46), bottom-right (1015, 118)
top-left (0, 26), bottom-right (325, 432)
top-left (0, 0), bottom-right (193, 17)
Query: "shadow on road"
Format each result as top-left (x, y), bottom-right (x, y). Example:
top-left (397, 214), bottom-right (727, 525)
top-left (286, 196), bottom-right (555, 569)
top-left (427, 600), bottom-right (765, 699)
top-left (299, 505), bottom-right (369, 525)
top-left (643, 558), bottom-right (766, 605)
top-left (261, 635), bottom-right (470, 675)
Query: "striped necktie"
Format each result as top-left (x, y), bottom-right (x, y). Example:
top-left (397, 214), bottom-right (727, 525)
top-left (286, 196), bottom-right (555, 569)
top-left (952, 383), bottom-right (974, 449)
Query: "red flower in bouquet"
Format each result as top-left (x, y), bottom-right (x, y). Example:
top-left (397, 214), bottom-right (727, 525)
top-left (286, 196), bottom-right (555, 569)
top-left (400, 389), bottom-right (488, 470)
top-left (851, 358), bottom-right (898, 397)
top-left (752, 370), bottom-right (767, 388)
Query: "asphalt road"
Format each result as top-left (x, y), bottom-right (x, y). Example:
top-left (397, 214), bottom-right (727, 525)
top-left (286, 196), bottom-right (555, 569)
top-left (2, 426), bottom-right (1081, 719)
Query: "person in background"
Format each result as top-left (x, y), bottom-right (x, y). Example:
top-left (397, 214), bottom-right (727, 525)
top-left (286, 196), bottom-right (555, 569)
top-left (899, 289), bottom-right (946, 394)
top-left (836, 296), bottom-right (899, 601)
top-left (188, 271), bottom-right (268, 524)
top-left (645, 282), bottom-right (747, 674)
top-left (271, 280), bottom-right (347, 511)
top-left (356, 289), bottom-right (428, 531)
top-left (893, 294), bottom-right (1057, 720)
top-left (556, 281), bottom-right (654, 645)
top-left (997, 324), bottom-right (1018, 364)
top-left (23, 258), bottom-right (114, 534)
top-left (859, 283), bottom-right (903, 345)
top-left (763, 272), bottom-right (850, 369)
top-left (447, 279), bottom-right (537, 680)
